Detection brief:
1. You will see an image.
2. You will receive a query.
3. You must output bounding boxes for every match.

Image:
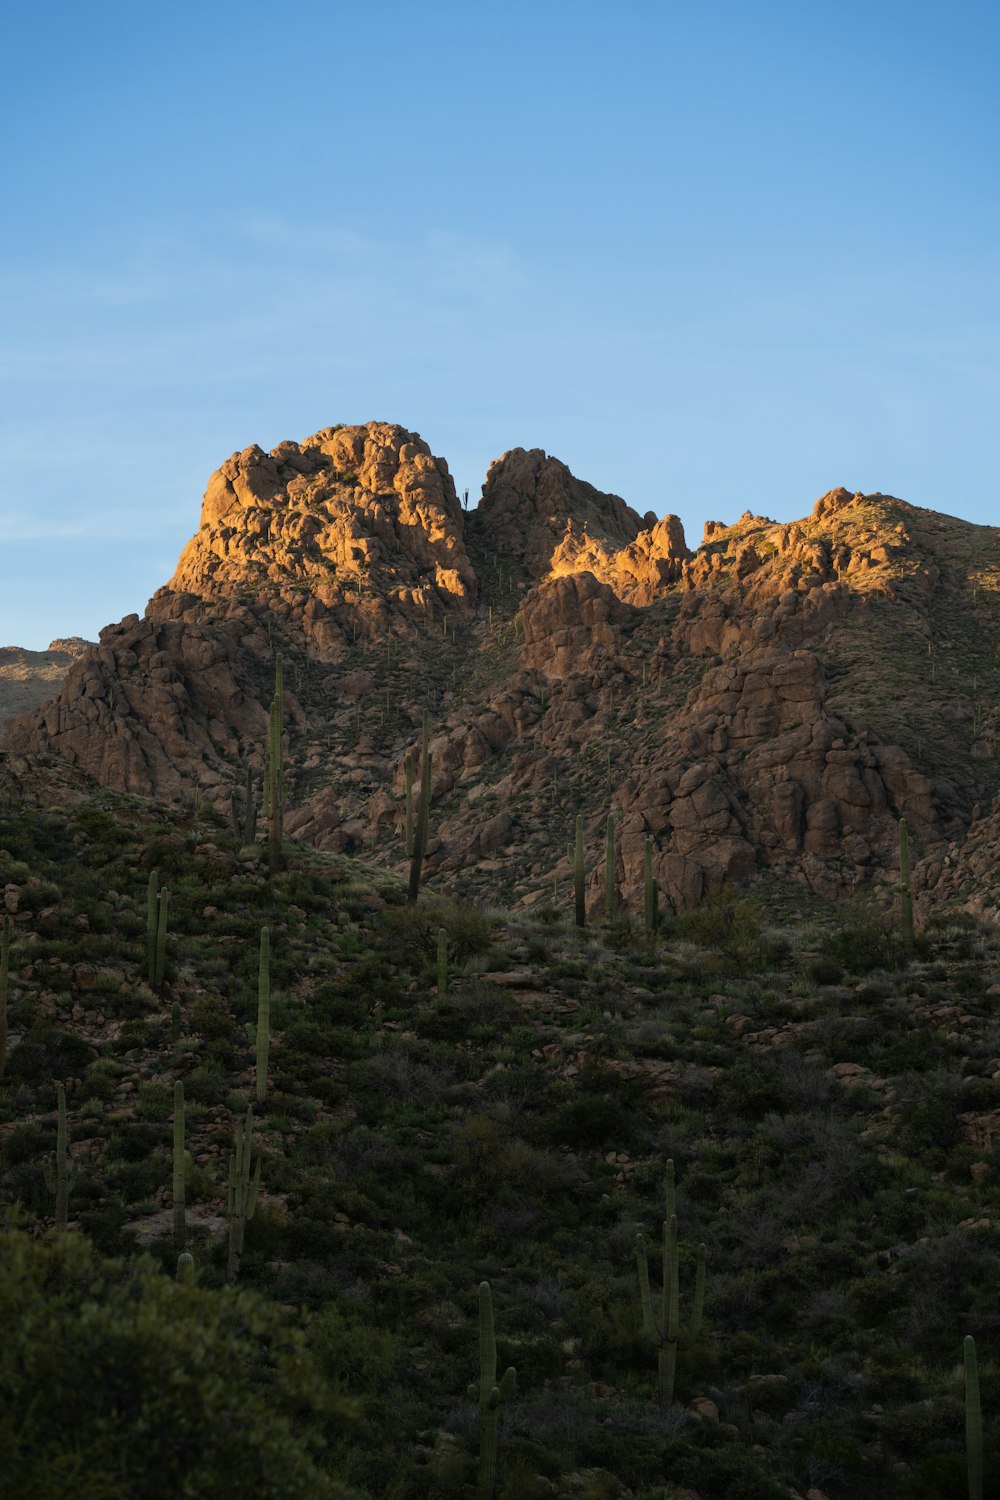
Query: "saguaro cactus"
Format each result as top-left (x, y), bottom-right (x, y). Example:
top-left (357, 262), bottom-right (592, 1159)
top-left (636, 1159), bottom-right (706, 1405)
top-left (470, 1281), bottom-right (516, 1498)
top-left (227, 1106), bottom-right (261, 1283)
top-left (965, 1334), bottom-right (983, 1500)
top-left (155, 889), bottom-right (169, 992)
top-left (43, 1084), bottom-right (78, 1227)
top-left (231, 761), bottom-right (258, 845)
top-left (574, 815), bottom-right (586, 929)
top-left (408, 713), bottom-right (432, 903)
top-left (176, 1252), bottom-right (196, 1285)
top-left (147, 872), bottom-right (169, 991)
top-left (898, 817), bottom-right (914, 955)
top-left (173, 1080), bottom-right (186, 1251)
top-left (644, 838), bottom-right (658, 933)
top-left (0, 913), bottom-right (10, 1078)
top-left (256, 926), bottom-right (270, 1105)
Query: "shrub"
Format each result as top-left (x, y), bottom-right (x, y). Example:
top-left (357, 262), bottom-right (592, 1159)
top-left (0, 1218), bottom-right (355, 1498)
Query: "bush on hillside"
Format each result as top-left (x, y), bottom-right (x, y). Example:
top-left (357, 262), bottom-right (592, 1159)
top-left (0, 1218), bottom-right (355, 1500)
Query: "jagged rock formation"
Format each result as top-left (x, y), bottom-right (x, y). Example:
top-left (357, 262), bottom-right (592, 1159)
top-left (5, 422), bottom-right (1000, 921)
top-left (0, 639), bottom-right (93, 730)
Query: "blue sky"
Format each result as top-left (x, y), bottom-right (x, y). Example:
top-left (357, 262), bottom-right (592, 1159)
top-left (3, 0), bottom-right (997, 648)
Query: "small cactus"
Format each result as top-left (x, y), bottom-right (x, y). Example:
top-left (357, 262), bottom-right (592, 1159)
top-left (256, 927), bottom-right (270, 1105)
top-left (636, 1160), bottom-right (706, 1405)
top-left (176, 1252), bottom-right (196, 1285)
top-left (42, 1084), bottom-right (78, 1227)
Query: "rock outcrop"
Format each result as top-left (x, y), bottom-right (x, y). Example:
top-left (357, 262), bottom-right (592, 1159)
top-left (0, 639), bottom-right (94, 730)
top-left (5, 421), bottom-right (1000, 921)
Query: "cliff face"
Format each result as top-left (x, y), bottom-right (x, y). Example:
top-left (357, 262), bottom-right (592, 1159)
top-left (6, 422), bottom-right (1000, 921)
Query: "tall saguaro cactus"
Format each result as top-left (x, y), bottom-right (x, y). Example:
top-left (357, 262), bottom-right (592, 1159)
top-left (227, 1106), bottom-right (261, 1283)
top-left (267, 655), bottom-right (285, 874)
top-left (574, 815), bottom-right (586, 929)
top-left (407, 712), bottom-right (432, 904)
top-left (965, 1334), bottom-right (983, 1500)
top-left (173, 1080), bottom-right (186, 1251)
top-left (636, 1159), bottom-right (706, 1405)
top-left (256, 926), bottom-right (270, 1105)
top-left (471, 1281), bottom-right (516, 1498)
top-left (43, 1084), bottom-right (78, 1227)
top-left (898, 817), bottom-right (914, 955)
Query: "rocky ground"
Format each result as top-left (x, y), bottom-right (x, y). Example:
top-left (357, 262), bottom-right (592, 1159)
top-left (1, 770), bottom-right (998, 1498)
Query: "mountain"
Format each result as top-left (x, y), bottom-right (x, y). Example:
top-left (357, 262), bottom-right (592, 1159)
top-left (5, 420), bottom-right (1000, 921)
top-left (0, 638), bottom-right (94, 730)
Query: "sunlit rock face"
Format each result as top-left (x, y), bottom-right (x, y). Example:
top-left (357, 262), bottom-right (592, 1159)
top-left (5, 423), bottom-right (1000, 921)
top-left (173, 421), bottom-right (476, 619)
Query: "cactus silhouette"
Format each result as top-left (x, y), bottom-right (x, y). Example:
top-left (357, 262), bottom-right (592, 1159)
top-left (965, 1334), bottom-right (983, 1500)
top-left (469, 1281), bottom-right (516, 1498)
top-left (42, 1084), bottom-right (78, 1227)
top-left (227, 1106), bottom-right (261, 1282)
top-left (636, 1159), bottom-right (706, 1404)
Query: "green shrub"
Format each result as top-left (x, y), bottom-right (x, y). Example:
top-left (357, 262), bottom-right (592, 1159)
top-left (0, 1218), bottom-right (355, 1499)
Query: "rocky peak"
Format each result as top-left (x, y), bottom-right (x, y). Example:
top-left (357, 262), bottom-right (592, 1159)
top-left (473, 447), bottom-right (646, 577)
top-left (169, 421), bottom-right (475, 629)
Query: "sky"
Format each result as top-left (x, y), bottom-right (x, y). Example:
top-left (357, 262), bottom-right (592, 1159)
top-left (2, 0), bottom-right (998, 648)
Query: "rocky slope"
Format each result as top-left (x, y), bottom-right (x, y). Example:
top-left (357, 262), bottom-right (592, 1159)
top-left (5, 421), bottom-right (1000, 921)
top-left (0, 639), bottom-right (93, 730)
